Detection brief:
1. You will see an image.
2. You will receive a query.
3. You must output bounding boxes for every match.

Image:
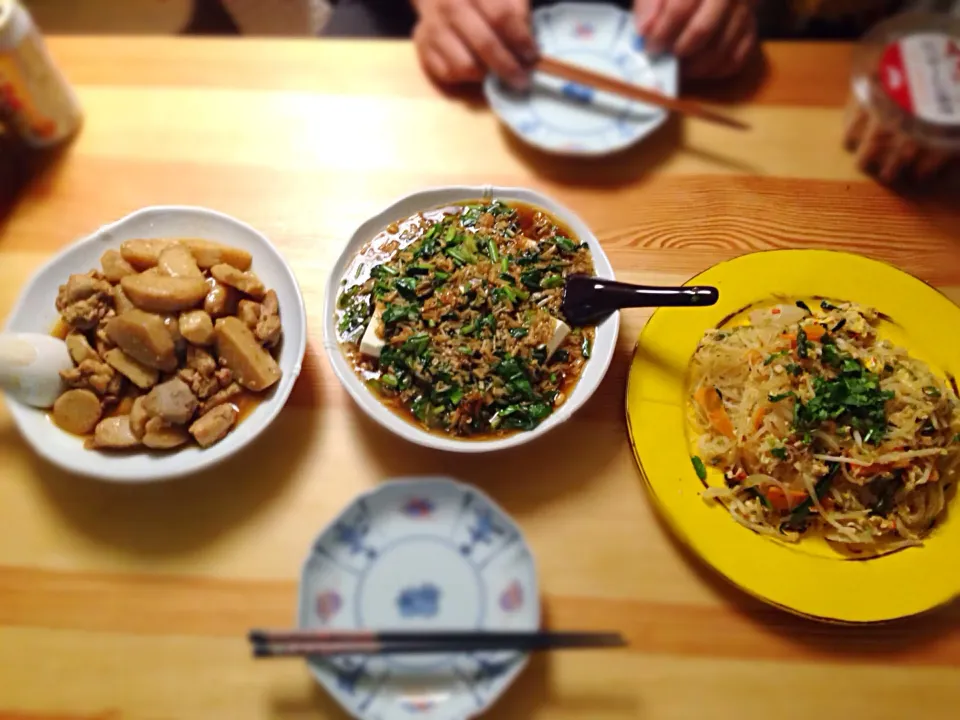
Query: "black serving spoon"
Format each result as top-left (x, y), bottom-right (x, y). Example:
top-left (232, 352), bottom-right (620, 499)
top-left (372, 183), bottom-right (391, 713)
top-left (561, 274), bottom-right (719, 327)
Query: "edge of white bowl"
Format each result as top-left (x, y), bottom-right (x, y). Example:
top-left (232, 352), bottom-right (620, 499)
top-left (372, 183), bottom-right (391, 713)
top-left (3, 205), bottom-right (308, 483)
top-left (322, 185), bottom-right (619, 454)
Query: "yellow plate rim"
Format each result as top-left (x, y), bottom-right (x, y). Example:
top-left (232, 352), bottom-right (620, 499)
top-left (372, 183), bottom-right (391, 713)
top-left (626, 249), bottom-right (960, 623)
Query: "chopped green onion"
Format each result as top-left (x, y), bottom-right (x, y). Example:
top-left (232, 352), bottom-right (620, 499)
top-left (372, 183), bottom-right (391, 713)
top-left (691, 456), bottom-right (707, 481)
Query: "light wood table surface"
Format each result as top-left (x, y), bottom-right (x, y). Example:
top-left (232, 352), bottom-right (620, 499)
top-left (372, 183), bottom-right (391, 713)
top-left (1, 37), bottom-right (959, 720)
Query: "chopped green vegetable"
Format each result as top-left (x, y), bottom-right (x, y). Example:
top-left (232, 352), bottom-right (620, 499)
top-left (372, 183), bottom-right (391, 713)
top-left (509, 327), bottom-right (529, 338)
top-left (770, 446), bottom-right (789, 460)
top-left (796, 327), bottom-right (810, 359)
top-left (541, 274), bottom-right (564, 289)
top-left (382, 303), bottom-right (419, 324)
top-left (380, 373), bottom-right (399, 388)
top-left (796, 300), bottom-right (812, 314)
top-left (923, 386), bottom-right (942, 398)
top-left (764, 350), bottom-right (789, 365)
top-left (581, 336), bottom-right (591, 359)
top-left (691, 456), bottom-right (707, 481)
top-left (820, 300), bottom-right (838, 311)
top-left (792, 361), bottom-right (893, 443)
top-left (486, 238), bottom-right (499, 262)
top-left (768, 391), bottom-right (794, 402)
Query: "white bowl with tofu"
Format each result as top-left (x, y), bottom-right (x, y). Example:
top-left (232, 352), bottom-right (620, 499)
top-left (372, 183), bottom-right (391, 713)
top-left (2, 206), bottom-right (307, 482)
top-left (323, 185), bottom-right (619, 453)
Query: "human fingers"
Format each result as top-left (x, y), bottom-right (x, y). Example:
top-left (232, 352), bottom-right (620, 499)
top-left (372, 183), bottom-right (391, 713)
top-left (634, 0), bottom-right (665, 34)
top-left (476, 0), bottom-right (538, 65)
top-left (683, 1), bottom-right (754, 78)
top-left (450, 1), bottom-right (529, 87)
top-left (414, 21), bottom-right (483, 85)
top-left (644, 0), bottom-right (698, 53)
top-left (673, 0), bottom-right (729, 58)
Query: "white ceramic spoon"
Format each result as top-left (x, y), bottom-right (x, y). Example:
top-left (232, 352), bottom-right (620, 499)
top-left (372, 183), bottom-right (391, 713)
top-left (0, 333), bottom-right (73, 409)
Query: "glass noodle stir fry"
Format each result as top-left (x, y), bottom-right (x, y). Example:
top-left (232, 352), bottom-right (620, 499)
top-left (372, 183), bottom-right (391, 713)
top-left (689, 300), bottom-right (960, 549)
top-left (337, 200), bottom-right (596, 437)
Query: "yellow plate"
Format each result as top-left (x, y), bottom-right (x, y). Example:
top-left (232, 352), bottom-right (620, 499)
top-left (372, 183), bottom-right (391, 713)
top-left (626, 250), bottom-right (960, 623)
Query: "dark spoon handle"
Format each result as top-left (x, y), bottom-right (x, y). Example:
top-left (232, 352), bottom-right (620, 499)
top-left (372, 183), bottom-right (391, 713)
top-left (591, 278), bottom-right (718, 308)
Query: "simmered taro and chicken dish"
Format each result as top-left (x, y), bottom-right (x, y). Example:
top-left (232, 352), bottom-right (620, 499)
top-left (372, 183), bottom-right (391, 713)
top-left (51, 238), bottom-right (283, 451)
top-left (336, 200), bottom-right (596, 438)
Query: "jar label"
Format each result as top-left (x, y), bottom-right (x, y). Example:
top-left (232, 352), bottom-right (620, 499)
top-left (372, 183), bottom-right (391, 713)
top-left (879, 33), bottom-right (960, 127)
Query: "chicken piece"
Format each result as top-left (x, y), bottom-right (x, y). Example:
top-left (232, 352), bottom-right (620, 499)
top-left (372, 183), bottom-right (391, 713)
top-left (200, 382), bottom-right (242, 416)
top-left (215, 366), bottom-right (233, 387)
top-left (104, 348), bottom-right (159, 389)
top-left (61, 358), bottom-right (124, 398)
top-left (52, 389), bottom-right (103, 435)
top-left (142, 377), bottom-right (198, 426)
top-left (179, 310), bottom-right (214, 346)
top-left (210, 264), bottom-right (265, 300)
top-left (177, 345), bottom-right (220, 400)
top-left (157, 244), bottom-right (203, 279)
top-left (203, 278), bottom-right (239, 319)
top-left (214, 316), bottom-right (281, 392)
top-left (237, 299), bottom-right (261, 329)
top-left (65, 332), bottom-right (99, 365)
top-left (113, 284), bottom-right (136, 314)
top-left (129, 395), bottom-right (148, 440)
top-left (55, 272), bottom-right (114, 330)
top-left (92, 416), bottom-right (140, 449)
top-left (120, 273), bottom-right (208, 313)
top-left (100, 249), bottom-right (137, 282)
top-left (105, 310), bottom-right (178, 372)
top-left (119, 238), bottom-right (176, 270)
top-left (181, 238), bottom-right (252, 271)
top-left (255, 290), bottom-right (282, 348)
top-left (189, 403), bottom-right (238, 448)
top-left (142, 416), bottom-right (190, 449)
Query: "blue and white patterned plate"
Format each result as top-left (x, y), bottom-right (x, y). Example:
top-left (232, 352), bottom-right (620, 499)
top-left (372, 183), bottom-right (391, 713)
top-left (298, 477), bottom-right (540, 720)
top-left (484, 2), bottom-right (678, 156)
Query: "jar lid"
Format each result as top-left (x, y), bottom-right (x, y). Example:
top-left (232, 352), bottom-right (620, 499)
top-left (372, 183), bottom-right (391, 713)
top-left (853, 12), bottom-right (960, 150)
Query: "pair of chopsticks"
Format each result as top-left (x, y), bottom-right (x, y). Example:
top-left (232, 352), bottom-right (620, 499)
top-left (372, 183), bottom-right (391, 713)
top-left (534, 55), bottom-right (749, 132)
top-left (249, 629), bottom-right (627, 658)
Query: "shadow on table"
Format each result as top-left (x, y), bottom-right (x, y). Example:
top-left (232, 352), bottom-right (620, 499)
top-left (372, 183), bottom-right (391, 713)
top-left (0, 133), bottom-right (73, 236)
top-left (647, 496), bottom-right (960, 663)
top-left (347, 365), bottom-right (625, 517)
top-left (25, 354), bottom-right (323, 558)
top-left (682, 48), bottom-right (770, 105)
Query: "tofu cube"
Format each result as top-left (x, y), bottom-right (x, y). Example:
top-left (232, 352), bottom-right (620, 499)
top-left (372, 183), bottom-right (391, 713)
top-left (546, 317), bottom-right (571, 358)
top-left (359, 310), bottom-right (386, 358)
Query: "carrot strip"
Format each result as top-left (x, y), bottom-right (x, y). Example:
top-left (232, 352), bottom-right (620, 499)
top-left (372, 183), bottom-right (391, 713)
top-left (764, 486), bottom-right (808, 511)
top-left (695, 386), bottom-right (735, 438)
top-left (752, 405), bottom-right (768, 430)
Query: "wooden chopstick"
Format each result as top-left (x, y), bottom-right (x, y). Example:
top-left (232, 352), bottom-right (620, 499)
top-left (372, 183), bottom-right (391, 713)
top-left (249, 629), bottom-right (627, 658)
top-left (535, 55), bottom-right (749, 131)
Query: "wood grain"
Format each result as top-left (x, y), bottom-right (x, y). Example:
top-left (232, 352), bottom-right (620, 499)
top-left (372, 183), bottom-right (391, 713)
top-left (0, 37), bottom-right (959, 720)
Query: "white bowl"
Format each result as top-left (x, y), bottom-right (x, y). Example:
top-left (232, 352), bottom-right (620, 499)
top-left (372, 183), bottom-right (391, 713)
top-left (3, 206), bottom-right (308, 483)
top-left (322, 185), bottom-right (619, 453)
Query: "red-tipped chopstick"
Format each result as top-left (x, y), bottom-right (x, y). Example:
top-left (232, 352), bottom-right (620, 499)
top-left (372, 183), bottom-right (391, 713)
top-left (535, 55), bottom-right (750, 131)
top-left (249, 629), bottom-right (627, 658)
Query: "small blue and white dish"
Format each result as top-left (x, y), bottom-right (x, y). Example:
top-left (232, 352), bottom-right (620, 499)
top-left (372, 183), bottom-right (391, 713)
top-left (298, 477), bottom-right (539, 720)
top-left (484, 2), bottom-right (678, 157)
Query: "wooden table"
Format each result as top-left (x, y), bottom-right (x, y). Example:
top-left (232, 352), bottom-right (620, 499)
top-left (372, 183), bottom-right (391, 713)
top-left (1, 37), bottom-right (959, 720)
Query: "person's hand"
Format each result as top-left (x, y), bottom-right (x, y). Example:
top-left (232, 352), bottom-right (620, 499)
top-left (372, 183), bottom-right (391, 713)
top-left (412, 0), bottom-right (537, 88)
top-left (635, 0), bottom-right (757, 79)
